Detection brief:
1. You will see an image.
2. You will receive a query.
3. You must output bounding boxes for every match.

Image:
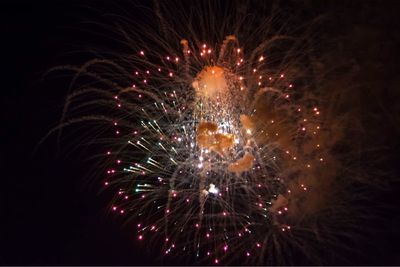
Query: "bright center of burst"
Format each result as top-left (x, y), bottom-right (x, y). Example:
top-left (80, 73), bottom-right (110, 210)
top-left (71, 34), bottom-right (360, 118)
top-left (191, 65), bottom-right (256, 175)
top-left (208, 183), bottom-right (219, 195)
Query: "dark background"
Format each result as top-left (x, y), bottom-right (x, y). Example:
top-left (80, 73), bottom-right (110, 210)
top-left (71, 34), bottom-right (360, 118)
top-left (1, 0), bottom-right (400, 265)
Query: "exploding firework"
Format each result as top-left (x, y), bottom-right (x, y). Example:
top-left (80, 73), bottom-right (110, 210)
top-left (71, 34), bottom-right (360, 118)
top-left (43, 1), bottom-right (383, 265)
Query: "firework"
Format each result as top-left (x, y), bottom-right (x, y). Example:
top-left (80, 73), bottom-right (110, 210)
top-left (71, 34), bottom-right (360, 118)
top-left (46, 1), bottom-right (370, 265)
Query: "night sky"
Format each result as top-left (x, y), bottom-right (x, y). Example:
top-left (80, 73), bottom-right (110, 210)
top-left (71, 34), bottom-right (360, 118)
top-left (2, 0), bottom-right (400, 265)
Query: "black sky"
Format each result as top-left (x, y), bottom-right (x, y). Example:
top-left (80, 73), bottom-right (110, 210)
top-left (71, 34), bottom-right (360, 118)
top-left (1, 0), bottom-right (400, 265)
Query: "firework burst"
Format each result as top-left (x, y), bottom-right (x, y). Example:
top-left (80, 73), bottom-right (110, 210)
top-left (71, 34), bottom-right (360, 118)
top-left (43, 1), bottom-right (377, 265)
